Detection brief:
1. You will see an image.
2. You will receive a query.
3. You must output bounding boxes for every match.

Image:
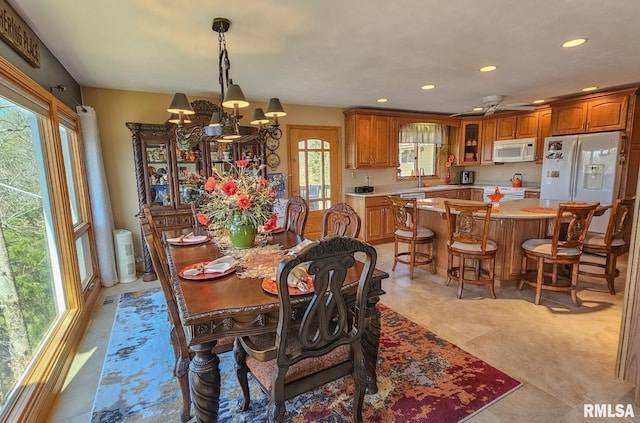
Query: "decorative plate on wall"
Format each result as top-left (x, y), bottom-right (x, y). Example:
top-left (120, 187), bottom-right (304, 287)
top-left (266, 137), bottom-right (280, 151)
top-left (266, 152), bottom-right (280, 168)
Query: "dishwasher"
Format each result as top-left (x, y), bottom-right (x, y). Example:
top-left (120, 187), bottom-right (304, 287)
top-left (482, 187), bottom-right (525, 202)
top-left (399, 192), bottom-right (426, 200)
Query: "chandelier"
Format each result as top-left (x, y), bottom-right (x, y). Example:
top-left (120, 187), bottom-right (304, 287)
top-left (167, 17), bottom-right (286, 149)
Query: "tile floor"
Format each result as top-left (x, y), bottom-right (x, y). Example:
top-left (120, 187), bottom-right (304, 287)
top-left (49, 242), bottom-right (640, 422)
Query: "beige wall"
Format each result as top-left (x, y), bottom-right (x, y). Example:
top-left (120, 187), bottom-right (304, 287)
top-left (80, 87), bottom-right (353, 261)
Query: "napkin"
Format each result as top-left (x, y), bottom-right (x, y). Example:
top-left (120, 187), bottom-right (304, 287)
top-left (285, 265), bottom-right (311, 292)
top-left (287, 239), bottom-right (313, 255)
top-left (183, 256), bottom-right (236, 276)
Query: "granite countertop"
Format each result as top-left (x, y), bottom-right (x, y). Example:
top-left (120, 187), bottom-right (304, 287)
top-left (345, 184), bottom-right (541, 198)
top-left (416, 197), bottom-right (560, 219)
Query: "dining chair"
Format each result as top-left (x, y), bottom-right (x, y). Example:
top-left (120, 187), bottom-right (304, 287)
top-left (284, 195), bottom-right (309, 237)
top-left (140, 205), bottom-right (234, 422)
top-left (234, 236), bottom-right (377, 422)
top-left (519, 202), bottom-right (599, 306)
top-left (320, 202), bottom-right (361, 238)
top-left (387, 195), bottom-right (435, 279)
top-left (579, 198), bottom-right (634, 295)
top-left (443, 200), bottom-right (497, 299)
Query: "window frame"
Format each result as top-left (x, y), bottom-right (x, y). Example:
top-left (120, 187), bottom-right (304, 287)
top-left (396, 122), bottom-right (448, 182)
top-left (0, 56), bottom-right (99, 422)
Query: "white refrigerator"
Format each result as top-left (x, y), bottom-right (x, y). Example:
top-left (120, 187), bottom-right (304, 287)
top-left (540, 131), bottom-right (623, 233)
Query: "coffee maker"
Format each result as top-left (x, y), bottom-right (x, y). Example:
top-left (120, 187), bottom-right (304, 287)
top-left (460, 171), bottom-right (475, 185)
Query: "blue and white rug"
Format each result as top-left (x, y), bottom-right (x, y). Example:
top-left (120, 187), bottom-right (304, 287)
top-left (92, 288), bottom-right (521, 422)
top-left (91, 288), bottom-right (265, 422)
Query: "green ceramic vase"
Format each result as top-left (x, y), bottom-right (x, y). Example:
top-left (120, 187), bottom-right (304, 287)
top-left (228, 214), bottom-right (256, 249)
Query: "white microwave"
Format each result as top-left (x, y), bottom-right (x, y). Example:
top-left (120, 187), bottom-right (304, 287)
top-left (493, 138), bottom-right (536, 163)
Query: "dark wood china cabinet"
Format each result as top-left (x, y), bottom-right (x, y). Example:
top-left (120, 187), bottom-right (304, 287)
top-left (128, 100), bottom-right (266, 280)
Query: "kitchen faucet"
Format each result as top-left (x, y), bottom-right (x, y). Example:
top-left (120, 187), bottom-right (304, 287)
top-left (417, 167), bottom-right (424, 187)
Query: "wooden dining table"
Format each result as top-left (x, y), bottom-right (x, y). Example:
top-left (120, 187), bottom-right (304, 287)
top-left (163, 229), bottom-right (389, 423)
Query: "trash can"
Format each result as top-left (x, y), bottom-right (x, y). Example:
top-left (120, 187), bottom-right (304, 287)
top-left (114, 229), bottom-right (137, 283)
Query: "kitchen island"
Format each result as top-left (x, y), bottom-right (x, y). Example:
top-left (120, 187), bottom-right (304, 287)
top-left (415, 198), bottom-right (560, 287)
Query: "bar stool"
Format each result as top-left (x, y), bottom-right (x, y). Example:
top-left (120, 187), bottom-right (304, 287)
top-left (519, 202), bottom-right (599, 306)
top-left (388, 196), bottom-right (435, 279)
top-left (444, 200), bottom-right (497, 299)
top-left (579, 198), bottom-right (634, 295)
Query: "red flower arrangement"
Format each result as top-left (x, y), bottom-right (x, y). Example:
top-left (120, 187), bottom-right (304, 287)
top-left (197, 160), bottom-right (277, 231)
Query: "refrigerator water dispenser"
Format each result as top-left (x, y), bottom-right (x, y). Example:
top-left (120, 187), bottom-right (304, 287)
top-left (583, 164), bottom-right (604, 190)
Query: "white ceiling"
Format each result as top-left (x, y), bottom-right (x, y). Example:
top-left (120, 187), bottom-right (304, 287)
top-left (10, 0), bottom-right (640, 115)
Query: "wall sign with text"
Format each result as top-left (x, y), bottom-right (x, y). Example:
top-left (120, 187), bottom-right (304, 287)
top-left (0, 0), bottom-right (41, 68)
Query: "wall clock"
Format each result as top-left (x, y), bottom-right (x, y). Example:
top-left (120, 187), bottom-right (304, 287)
top-left (266, 137), bottom-right (280, 151)
top-left (266, 152), bottom-right (280, 169)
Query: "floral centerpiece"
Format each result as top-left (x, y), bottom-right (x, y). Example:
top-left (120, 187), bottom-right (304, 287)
top-left (196, 160), bottom-right (278, 248)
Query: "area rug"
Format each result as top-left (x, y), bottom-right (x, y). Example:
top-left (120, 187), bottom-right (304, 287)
top-left (91, 288), bottom-right (521, 422)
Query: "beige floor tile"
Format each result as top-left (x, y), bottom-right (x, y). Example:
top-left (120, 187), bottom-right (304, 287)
top-left (49, 242), bottom-right (637, 422)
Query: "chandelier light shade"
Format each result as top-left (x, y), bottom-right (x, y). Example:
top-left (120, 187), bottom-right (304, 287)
top-left (167, 17), bottom-right (284, 148)
top-left (167, 93), bottom-right (195, 115)
top-left (168, 113), bottom-right (191, 124)
top-left (222, 84), bottom-right (249, 109)
top-left (250, 108), bottom-right (270, 125)
top-left (265, 98), bottom-right (287, 118)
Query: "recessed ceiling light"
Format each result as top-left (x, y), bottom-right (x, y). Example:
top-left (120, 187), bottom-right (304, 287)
top-left (582, 86), bottom-right (598, 92)
top-left (377, 98), bottom-right (388, 103)
top-left (479, 65), bottom-right (497, 72)
top-left (532, 99), bottom-right (545, 104)
top-left (472, 107), bottom-right (484, 111)
top-left (421, 84), bottom-right (436, 90)
top-left (562, 38), bottom-right (588, 48)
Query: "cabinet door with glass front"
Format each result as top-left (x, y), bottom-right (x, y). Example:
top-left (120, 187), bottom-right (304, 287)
top-left (144, 140), bottom-right (172, 208)
top-left (173, 144), bottom-right (204, 208)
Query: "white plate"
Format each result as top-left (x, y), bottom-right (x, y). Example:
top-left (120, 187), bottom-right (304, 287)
top-left (166, 235), bottom-right (208, 245)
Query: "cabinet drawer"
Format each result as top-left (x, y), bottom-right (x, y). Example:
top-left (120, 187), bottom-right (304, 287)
top-left (364, 196), bottom-right (391, 207)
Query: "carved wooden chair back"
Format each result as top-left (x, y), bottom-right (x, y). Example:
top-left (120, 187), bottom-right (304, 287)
top-left (549, 202), bottom-right (599, 257)
top-left (284, 195), bottom-right (309, 237)
top-left (320, 202), bottom-right (361, 238)
top-left (388, 195), bottom-right (418, 235)
top-left (444, 200), bottom-right (493, 253)
top-left (602, 198), bottom-right (633, 245)
top-left (235, 236), bottom-right (377, 422)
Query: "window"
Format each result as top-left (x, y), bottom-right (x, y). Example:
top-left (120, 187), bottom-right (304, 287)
top-left (397, 123), bottom-right (447, 178)
top-left (0, 59), bottom-right (96, 421)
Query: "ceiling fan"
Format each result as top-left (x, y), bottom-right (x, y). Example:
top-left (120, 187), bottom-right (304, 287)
top-left (450, 95), bottom-right (536, 117)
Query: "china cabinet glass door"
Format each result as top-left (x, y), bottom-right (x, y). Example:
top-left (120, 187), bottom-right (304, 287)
top-left (175, 144), bottom-right (204, 207)
top-left (145, 142), bottom-right (171, 207)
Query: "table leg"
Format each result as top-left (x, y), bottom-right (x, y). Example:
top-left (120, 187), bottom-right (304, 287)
top-left (189, 341), bottom-right (220, 423)
top-left (362, 296), bottom-right (381, 394)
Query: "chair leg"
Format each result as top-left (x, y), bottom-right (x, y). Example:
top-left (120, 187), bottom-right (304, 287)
top-left (392, 239), bottom-right (399, 271)
top-left (409, 241), bottom-right (415, 280)
top-left (605, 252), bottom-right (617, 295)
top-left (570, 263), bottom-right (580, 306)
top-left (488, 258), bottom-right (496, 299)
top-left (445, 251), bottom-right (453, 286)
top-left (233, 340), bottom-right (251, 411)
top-left (457, 255), bottom-right (464, 299)
top-left (430, 242), bottom-right (436, 274)
top-left (534, 258), bottom-right (544, 305)
top-left (519, 254), bottom-right (528, 290)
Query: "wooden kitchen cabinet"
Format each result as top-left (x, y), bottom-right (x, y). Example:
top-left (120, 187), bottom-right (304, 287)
top-left (550, 93), bottom-right (628, 135)
top-left (458, 119), bottom-right (482, 165)
top-left (480, 118), bottom-right (497, 164)
top-left (470, 188), bottom-right (484, 201)
top-left (425, 189), bottom-right (468, 200)
top-left (344, 194), bottom-right (394, 243)
top-left (536, 108), bottom-right (552, 162)
top-left (344, 110), bottom-right (399, 168)
top-left (496, 112), bottom-right (539, 140)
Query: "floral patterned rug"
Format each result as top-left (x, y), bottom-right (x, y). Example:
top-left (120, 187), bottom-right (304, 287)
top-left (91, 288), bottom-right (521, 422)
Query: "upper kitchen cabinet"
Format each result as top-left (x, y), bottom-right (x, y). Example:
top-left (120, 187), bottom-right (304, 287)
top-left (457, 119), bottom-right (482, 165)
top-left (550, 92), bottom-right (629, 135)
top-left (535, 107), bottom-right (552, 162)
top-left (344, 109), bottom-right (399, 168)
top-left (496, 112), bottom-right (539, 140)
top-left (480, 118), bottom-right (497, 164)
